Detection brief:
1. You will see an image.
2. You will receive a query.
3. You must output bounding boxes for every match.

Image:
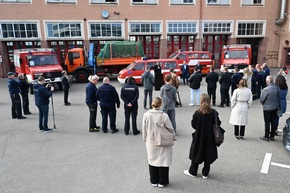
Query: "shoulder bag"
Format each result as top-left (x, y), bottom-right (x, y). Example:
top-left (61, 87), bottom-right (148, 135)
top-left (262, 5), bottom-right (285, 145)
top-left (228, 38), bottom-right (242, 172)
top-left (154, 113), bottom-right (175, 146)
top-left (212, 110), bottom-right (224, 146)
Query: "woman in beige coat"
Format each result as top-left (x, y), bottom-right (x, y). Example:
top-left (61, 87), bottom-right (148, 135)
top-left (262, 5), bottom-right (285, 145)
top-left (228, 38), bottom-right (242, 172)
top-left (229, 79), bottom-right (252, 140)
top-left (142, 97), bottom-right (175, 188)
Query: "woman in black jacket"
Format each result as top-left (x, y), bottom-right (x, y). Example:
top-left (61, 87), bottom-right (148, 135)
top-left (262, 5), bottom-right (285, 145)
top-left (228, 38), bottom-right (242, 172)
top-left (184, 93), bottom-right (221, 178)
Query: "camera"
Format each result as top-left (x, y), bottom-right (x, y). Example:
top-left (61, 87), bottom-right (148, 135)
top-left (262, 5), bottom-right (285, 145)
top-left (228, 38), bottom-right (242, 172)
top-left (46, 83), bottom-right (54, 91)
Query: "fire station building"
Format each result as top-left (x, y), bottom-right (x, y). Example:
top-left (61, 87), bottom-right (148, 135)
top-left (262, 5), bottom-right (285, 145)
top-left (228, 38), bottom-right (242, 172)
top-left (0, 0), bottom-right (289, 78)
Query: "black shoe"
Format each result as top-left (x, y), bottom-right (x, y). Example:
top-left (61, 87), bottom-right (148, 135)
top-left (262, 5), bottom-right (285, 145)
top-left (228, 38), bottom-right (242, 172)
top-left (18, 116), bottom-right (26, 119)
top-left (111, 129), bottom-right (119, 134)
top-left (233, 136), bottom-right (240, 140)
top-left (260, 136), bottom-right (269, 141)
top-left (12, 117), bottom-right (17, 119)
top-left (96, 126), bottom-right (100, 129)
top-left (24, 112), bottom-right (32, 115)
top-left (133, 130), bottom-right (140, 135)
top-left (125, 132), bottom-right (129, 135)
top-left (103, 130), bottom-right (108, 133)
top-left (89, 128), bottom-right (99, 132)
top-left (213, 104), bottom-right (216, 106)
top-left (269, 137), bottom-right (275, 141)
top-left (65, 103), bottom-right (71, 106)
top-left (217, 105), bottom-right (224, 107)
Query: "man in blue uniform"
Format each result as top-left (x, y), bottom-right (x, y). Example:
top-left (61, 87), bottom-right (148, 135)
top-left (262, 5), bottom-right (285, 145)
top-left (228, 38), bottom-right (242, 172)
top-left (35, 76), bottom-right (54, 133)
top-left (86, 75), bottom-right (100, 132)
top-left (97, 77), bottom-right (120, 134)
top-left (7, 72), bottom-right (26, 119)
top-left (18, 73), bottom-right (31, 115)
top-left (121, 77), bottom-right (140, 135)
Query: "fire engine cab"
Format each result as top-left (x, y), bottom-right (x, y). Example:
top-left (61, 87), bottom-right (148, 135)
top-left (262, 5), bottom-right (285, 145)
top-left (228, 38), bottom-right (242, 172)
top-left (13, 48), bottom-right (63, 94)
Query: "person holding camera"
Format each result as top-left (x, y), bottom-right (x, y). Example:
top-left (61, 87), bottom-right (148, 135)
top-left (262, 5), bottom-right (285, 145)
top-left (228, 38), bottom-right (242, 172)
top-left (96, 77), bottom-right (120, 134)
top-left (18, 73), bottom-right (31, 115)
top-left (34, 76), bottom-right (54, 133)
top-left (86, 75), bottom-right (100, 132)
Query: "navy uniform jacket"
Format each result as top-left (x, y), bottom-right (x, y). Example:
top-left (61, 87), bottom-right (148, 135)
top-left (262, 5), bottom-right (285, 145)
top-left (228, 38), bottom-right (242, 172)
top-left (206, 72), bottom-right (219, 89)
top-left (18, 79), bottom-right (30, 95)
top-left (219, 72), bottom-right (232, 89)
top-left (85, 82), bottom-right (98, 107)
top-left (231, 73), bottom-right (243, 88)
top-left (96, 83), bottom-right (120, 108)
top-left (7, 78), bottom-right (20, 95)
top-left (36, 84), bottom-right (52, 106)
top-left (121, 82), bottom-right (139, 109)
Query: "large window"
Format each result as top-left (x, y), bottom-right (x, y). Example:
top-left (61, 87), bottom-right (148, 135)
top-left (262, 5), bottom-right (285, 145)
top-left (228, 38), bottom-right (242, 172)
top-left (0, 0), bottom-right (31, 2)
top-left (241, 0), bottom-right (263, 5)
top-left (0, 22), bottom-right (39, 39)
top-left (90, 0), bottom-right (117, 3)
top-left (90, 22), bottom-right (122, 38)
top-left (132, 0), bottom-right (157, 4)
top-left (129, 22), bottom-right (161, 34)
top-left (46, 22), bottom-right (82, 38)
top-left (203, 21), bottom-right (232, 34)
top-left (171, 0), bottom-right (195, 4)
top-left (237, 21), bottom-right (265, 37)
top-left (207, 0), bottom-right (230, 5)
top-left (46, 0), bottom-right (76, 3)
top-left (167, 22), bottom-right (198, 34)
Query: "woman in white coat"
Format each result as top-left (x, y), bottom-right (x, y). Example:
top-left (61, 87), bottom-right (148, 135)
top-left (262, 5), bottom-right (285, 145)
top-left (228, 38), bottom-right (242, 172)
top-left (229, 79), bottom-right (253, 140)
top-left (142, 97), bottom-right (175, 188)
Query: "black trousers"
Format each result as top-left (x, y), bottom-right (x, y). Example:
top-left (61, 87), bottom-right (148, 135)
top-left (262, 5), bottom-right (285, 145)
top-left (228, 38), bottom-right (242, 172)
top-left (124, 107), bottom-right (138, 134)
top-left (21, 93), bottom-right (30, 114)
top-left (10, 94), bottom-right (23, 118)
top-left (263, 110), bottom-right (277, 138)
top-left (189, 161), bottom-right (210, 177)
top-left (149, 165), bottom-right (169, 185)
top-left (64, 89), bottom-right (69, 104)
top-left (220, 88), bottom-right (230, 106)
top-left (234, 125), bottom-right (245, 136)
top-left (207, 87), bottom-right (216, 105)
top-left (87, 103), bottom-right (97, 129)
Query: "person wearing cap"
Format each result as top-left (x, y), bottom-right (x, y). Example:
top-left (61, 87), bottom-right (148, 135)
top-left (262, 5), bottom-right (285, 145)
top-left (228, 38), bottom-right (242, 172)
top-left (61, 70), bottom-right (71, 106)
top-left (34, 76), bottom-right (54, 133)
top-left (18, 73), bottom-right (31, 115)
top-left (85, 75), bottom-right (100, 132)
top-left (7, 72), bottom-right (26, 119)
top-left (121, 76), bottom-right (140, 135)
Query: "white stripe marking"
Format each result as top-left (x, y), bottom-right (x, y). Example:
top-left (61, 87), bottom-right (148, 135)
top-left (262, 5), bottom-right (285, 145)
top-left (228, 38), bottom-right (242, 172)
top-left (271, 162), bottom-right (290, 169)
top-left (261, 153), bottom-right (272, 174)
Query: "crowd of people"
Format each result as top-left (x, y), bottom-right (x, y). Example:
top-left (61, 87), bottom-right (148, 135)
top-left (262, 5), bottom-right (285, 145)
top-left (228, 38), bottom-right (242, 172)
top-left (6, 62), bottom-right (288, 188)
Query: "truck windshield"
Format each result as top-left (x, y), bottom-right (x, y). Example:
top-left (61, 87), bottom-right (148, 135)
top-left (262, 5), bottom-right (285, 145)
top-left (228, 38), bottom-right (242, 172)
top-left (168, 52), bottom-right (179, 59)
top-left (29, 55), bottom-right (58, 66)
top-left (225, 50), bottom-right (248, 59)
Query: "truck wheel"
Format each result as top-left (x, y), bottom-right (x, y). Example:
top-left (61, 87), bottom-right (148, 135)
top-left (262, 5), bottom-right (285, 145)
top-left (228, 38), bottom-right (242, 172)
top-left (57, 82), bottom-right (63, 90)
top-left (30, 84), bottom-right (34, 95)
top-left (76, 71), bottom-right (89, 83)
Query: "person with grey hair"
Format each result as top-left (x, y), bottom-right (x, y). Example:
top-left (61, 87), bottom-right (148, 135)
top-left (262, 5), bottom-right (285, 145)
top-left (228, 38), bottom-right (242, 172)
top-left (260, 75), bottom-right (280, 141)
top-left (96, 77), bottom-right (120, 133)
top-left (18, 73), bottom-right (31, 115)
top-left (85, 75), bottom-right (100, 132)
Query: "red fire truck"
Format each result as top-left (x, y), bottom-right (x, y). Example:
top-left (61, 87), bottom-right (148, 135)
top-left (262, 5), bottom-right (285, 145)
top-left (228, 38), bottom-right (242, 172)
top-left (14, 48), bottom-right (63, 94)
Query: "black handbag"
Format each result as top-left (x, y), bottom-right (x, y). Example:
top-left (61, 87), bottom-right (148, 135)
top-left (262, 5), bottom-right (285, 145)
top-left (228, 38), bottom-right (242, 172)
top-left (212, 110), bottom-right (224, 146)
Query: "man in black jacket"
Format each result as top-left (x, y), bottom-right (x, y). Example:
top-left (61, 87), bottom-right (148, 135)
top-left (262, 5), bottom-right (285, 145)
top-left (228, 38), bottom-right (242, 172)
top-left (218, 67), bottom-right (232, 107)
top-left (231, 68), bottom-right (242, 95)
top-left (188, 68), bottom-right (202, 106)
top-left (121, 77), bottom-right (140, 135)
top-left (96, 77), bottom-right (120, 134)
top-left (62, 70), bottom-right (71, 106)
top-left (205, 67), bottom-right (219, 106)
top-left (18, 73), bottom-right (31, 115)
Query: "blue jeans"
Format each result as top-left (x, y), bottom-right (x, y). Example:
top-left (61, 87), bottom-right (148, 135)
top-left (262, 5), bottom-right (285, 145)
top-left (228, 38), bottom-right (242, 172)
top-left (144, 90), bottom-right (153, 109)
top-left (39, 105), bottom-right (49, 131)
top-left (163, 109), bottom-right (176, 132)
top-left (190, 88), bottom-right (200, 105)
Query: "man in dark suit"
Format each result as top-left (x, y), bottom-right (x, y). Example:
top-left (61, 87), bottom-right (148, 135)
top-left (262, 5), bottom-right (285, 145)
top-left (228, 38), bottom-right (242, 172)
top-left (181, 61), bottom-right (189, 85)
top-left (62, 70), bottom-right (71, 106)
top-left (218, 67), bottom-right (232, 107)
top-left (231, 68), bottom-right (242, 95)
top-left (205, 67), bottom-right (219, 106)
top-left (154, 62), bottom-right (163, 90)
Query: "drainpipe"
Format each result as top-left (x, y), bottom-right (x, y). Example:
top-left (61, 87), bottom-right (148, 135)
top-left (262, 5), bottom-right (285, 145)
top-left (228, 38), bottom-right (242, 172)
top-left (275, 0), bottom-right (287, 25)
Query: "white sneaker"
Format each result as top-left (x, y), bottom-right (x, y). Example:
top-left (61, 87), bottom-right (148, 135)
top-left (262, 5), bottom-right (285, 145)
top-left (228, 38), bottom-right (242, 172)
top-left (189, 103), bottom-right (194, 106)
top-left (183, 170), bottom-right (196, 177)
top-left (203, 175), bottom-right (208, 179)
top-left (152, 184), bottom-right (157, 187)
top-left (158, 184), bottom-right (164, 188)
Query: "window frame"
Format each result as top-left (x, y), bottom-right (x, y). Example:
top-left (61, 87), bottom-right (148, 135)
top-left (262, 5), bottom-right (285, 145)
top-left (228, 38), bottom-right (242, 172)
top-left (129, 21), bottom-right (162, 35)
top-left (202, 21), bottom-right (233, 34)
top-left (170, 0), bottom-right (195, 5)
top-left (207, 0), bottom-right (230, 6)
top-left (46, 0), bottom-right (76, 4)
top-left (45, 21), bottom-right (83, 40)
top-left (0, 21), bottom-right (40, 40)
top-left (241, 0), bottom-right (264, 6)
top-left (236, 20), bottom-right (266, 38)
top-left (90, 0), bottom-right (118, 4)
top-left (131, 0), bottom-right (158, 5)
top-left (0, 0), bottom-right (31, 3)
top-left (88, 21), bottom-right (124, 39)
top-left (167, 21), bottom-right (198, 34)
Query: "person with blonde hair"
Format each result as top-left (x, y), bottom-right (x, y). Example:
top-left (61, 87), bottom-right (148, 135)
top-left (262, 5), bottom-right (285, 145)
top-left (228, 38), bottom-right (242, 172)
top-left (229, 79), bottom-right (252, 140)
top-left (142, 97), bottom-right (175, 188)
top-left (243, 67), bottom-right (252, 90)
top-left (184, 93), bottom-right (221, 179)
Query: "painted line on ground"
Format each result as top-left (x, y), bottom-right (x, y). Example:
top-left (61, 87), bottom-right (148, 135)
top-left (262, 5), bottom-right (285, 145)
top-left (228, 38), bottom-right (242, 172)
top-left (261, 153), bottom-right (272, 174)
top-left (271, 162), bottom-right (290, 169)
